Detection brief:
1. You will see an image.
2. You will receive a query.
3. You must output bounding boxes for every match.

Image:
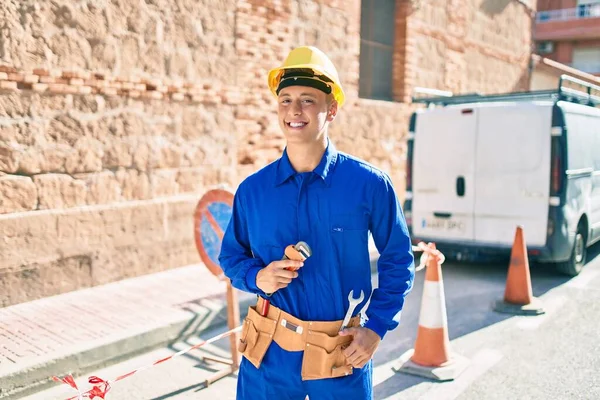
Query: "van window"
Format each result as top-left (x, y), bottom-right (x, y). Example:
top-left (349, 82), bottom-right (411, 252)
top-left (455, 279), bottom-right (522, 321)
top-left (564, 112), bottom-right (595, 170)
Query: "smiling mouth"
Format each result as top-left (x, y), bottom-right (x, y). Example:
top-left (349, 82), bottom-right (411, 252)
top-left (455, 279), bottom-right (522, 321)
top-left (287, 121), bottom-right (308, 128)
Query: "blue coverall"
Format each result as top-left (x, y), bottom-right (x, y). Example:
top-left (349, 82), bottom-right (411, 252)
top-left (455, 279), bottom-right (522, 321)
top-left (219, 140), bottom-right (415, 400)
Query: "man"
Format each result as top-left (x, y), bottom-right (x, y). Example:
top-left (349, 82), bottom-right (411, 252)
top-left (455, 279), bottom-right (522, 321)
top-left (219, 46), bottom-right (414, 400)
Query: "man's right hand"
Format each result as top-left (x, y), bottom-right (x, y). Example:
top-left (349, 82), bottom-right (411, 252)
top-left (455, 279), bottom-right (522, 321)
top-left (256, 260), bottom-right (303, 294)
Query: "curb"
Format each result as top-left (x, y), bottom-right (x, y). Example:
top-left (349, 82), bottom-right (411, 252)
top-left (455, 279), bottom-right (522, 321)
top-left (3, 257), bottom-right (379, 399)
top-left (1, 293), bottom-right (257, 400)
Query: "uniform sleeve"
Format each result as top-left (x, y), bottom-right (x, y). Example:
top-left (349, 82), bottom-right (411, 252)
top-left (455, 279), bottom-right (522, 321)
top-left (218, 184), bottom-right (266, 295)
top-left (364, 173), bottom-right (415, 339)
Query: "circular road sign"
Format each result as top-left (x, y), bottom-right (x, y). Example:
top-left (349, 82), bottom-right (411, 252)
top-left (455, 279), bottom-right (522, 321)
top-left (193, 188), bottom-right (234, 278)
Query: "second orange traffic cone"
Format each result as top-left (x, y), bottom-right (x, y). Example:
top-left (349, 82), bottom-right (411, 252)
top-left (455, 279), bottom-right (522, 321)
top-left (493, 226), bottom-right (545, 315)
top-left (393, 242), bottom-right (469, 381)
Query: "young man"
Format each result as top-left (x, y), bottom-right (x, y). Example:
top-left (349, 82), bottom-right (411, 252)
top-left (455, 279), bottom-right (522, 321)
top-left (219, 46), bottom-right (414, 400)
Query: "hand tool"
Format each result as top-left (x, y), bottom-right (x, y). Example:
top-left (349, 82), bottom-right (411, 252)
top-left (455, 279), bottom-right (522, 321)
top-left (261, 241), bottom-right (312, 316)
top-left (283, 241), bottom-right (312, 271)
top-left (340, 290), bottom-right (365, 331)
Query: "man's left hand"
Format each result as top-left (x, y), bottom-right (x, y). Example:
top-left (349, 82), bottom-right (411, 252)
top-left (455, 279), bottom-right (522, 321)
top-left (338, 327), bottom-right (381, 368)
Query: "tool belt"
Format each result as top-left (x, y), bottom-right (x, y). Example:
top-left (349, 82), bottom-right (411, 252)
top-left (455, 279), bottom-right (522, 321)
top-left (238, 297), bottom-right (361, 381)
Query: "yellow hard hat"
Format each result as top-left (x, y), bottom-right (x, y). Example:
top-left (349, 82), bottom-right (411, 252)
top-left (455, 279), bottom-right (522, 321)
top-left (267, 46), bottom-right (346, 108)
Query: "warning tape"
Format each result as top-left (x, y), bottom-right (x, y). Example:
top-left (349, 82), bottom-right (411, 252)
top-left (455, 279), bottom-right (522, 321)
top-left (412, 242), bottom-right (445, 272)
top-left (55, 244), bottom-right (436, 398)
top-left (53, 325), bottom-right (243, 399)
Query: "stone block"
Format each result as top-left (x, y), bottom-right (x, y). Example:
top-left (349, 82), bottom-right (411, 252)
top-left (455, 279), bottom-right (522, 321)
top-left (48, 114), bottom-right (85, 146)
top-left (90, 37), bottom-right (119, 72)
top-left (17, 145), bottom-right (75, 175)
top-left (64, 138), bottom-right (104, 174)
top-left (150, 169), bottom-right (179, 198)
top-left (0, 197), bottom-right (180, 274)
top-left (115, 168), bottom-right (151, 200)
top-left (176, 167), bottom-right (205, 194)
top-left (75, 171), bottom-right (121, 205)
top-left (43, 144), bottom-right (75, 173)
top-left (0, 175), bottom-right (38, 214)
top-left (153, 140), bottom-right (184, 169)
top-left (0, 255), bottom-right (93, 307)
top-left (0, 211), bottom-right (59, 270)
top-left (166, 198), bottom-right (203, 244)
top-left (73, 95), bottom-right (106, 113)
top-left (48, 32), bottom-right (91, 70)
top-left (0, 92), bottom-right (27, 118)
top-left (181, 141), bottom-right (214, 169)
top-left (0, 142), bottom-right (21, 173)
top-left (34, 174), bottom-right (87, 209)
top-left (131, 138), bottom-right (151, 171)
top-left (0, 266), bottom-right (43, 307)
top-left (28, 93), bottom-right (71, 118)
top-left (16, 147), bottom-right (44, 175)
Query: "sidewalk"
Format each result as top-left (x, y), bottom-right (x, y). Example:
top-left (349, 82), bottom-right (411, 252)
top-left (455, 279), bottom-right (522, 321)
top-left (0, 264), bottom-right (256, 399)
top-left (1, 246), bottom-right (380, 399)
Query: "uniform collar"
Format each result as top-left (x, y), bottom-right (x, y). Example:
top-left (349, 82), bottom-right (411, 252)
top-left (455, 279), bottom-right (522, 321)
top-left (274, 140), bottom-right (339, 187)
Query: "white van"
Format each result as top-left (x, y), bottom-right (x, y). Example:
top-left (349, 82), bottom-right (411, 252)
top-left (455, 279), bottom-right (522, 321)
top-left (404, 75), bottom-right (600, 276)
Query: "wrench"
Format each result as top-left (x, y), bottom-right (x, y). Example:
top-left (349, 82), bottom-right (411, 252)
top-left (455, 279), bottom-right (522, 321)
top-left (340, 290), bottom-right (365, 331)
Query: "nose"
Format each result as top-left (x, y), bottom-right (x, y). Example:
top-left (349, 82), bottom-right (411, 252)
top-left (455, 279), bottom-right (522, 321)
top-left (290, 99), bottom-right (302, 116)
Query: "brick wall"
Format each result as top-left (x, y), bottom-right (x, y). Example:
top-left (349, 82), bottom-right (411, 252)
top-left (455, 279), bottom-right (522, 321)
top-left (0, 0), bottom-right (533, 306)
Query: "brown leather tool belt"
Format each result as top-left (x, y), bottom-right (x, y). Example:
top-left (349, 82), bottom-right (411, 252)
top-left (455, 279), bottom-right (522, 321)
top-left (238, 297), bottom-right (361, 381)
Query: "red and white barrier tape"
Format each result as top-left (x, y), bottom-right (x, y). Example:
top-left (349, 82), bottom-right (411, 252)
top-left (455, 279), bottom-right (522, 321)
top-left (412, 242), bottom-right (445, 271)
top-left (54, 244), bottom-right (437, 398)
top-left (53, 325), bottom-right (243, 399)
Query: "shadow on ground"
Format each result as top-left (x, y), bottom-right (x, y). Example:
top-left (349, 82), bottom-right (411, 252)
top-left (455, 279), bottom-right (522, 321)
top-left (151, 242), bottom-right (600, 399)
top-left (372, 240), bottom-right (600, 398)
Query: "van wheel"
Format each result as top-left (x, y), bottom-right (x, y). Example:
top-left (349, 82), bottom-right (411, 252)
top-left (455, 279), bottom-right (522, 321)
top-left (556, 226), bottom-right (587, 276)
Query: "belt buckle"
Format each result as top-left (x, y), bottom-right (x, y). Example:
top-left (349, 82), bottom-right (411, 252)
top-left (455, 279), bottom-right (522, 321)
top-left (280, 318), bottom-right (303, 334)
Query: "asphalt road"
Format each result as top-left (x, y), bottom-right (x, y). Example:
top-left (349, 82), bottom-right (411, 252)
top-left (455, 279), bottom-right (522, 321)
top-left (24, 242), bottom-right (600, 400)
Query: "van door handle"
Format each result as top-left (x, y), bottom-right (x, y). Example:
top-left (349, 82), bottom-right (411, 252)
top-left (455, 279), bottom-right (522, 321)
top-left (434, 212), bottom-right (452, 218)
top-left (456, 176), bottom-right (465, 197)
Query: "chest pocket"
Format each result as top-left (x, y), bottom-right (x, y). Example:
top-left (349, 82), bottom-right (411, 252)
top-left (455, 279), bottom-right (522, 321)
top-left (330, 214), bottom-right (369, 265)
top-left (330, 213), bottom-right (369, 233)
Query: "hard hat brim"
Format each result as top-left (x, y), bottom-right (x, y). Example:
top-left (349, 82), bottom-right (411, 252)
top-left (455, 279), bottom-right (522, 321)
top-left (268, 64), bottom-right (346, 108)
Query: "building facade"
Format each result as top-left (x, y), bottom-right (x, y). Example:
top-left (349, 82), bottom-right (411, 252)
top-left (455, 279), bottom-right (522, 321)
top-left (0, 0), bottom-right (534, 306)
top-left (535, 0), bottom-right (600, 76)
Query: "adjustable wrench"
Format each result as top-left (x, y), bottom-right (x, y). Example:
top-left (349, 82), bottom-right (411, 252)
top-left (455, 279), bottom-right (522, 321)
top-left (340, 290), bottom-right (365, 331)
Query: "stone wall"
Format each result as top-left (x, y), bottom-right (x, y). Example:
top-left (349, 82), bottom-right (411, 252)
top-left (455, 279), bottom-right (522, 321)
top-left (0, 0), bottom-right (241, 306)
top-left (408, 0), bottom-right (533, 94)
top-left (0, 0), bottom-right (533, 306)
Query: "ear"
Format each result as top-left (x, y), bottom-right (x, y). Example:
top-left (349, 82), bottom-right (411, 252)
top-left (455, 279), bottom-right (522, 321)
top-left (326, 100), bottom-right (338, 122)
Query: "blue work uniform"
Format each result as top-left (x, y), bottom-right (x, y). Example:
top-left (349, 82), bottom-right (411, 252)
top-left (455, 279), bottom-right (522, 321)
top-left (219, 140), bottom-right (415, 400)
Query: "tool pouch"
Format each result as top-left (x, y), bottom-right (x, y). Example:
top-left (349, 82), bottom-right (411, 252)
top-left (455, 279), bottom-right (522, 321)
top-left (238, 305), bottom-right (277, 369)
top-left (300, 329), bottom-right (354, 380)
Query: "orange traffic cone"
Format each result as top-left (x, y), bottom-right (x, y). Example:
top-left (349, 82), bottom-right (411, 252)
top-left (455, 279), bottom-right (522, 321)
top-left (493, 226), bottom-right (545, 315)
top-left (393, 242), bottom-right (469, 381)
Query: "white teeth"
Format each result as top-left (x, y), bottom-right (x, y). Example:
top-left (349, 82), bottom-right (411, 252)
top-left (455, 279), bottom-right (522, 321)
top-left (289, 122), bottom-right (306, 128)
